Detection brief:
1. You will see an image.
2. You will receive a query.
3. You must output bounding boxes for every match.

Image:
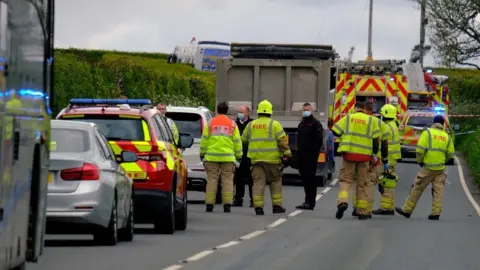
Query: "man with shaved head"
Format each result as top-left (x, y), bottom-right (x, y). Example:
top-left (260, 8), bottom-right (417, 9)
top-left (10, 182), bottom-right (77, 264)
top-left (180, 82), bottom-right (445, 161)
top-left (233, 105), bottom-right (255, 207)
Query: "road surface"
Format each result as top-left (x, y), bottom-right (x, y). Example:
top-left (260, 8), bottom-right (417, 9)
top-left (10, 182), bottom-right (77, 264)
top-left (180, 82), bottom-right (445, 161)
top-left (27, 157), bottom-right (480, 270)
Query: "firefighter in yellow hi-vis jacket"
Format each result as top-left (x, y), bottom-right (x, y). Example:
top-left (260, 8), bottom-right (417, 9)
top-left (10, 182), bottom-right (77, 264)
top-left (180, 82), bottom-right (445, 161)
top-left (351, 101), bottom-right (389, 218)
top-left (396, 115), bottom-right (454, 220)
top-left (200, 102), bottom-right (243, 213)
top-left (332, 102), bottom-right (384, 220)
top-left (372, 104), bottom-right (401, 215)
top-left (3, 91), bottom-right (23, 185)
top-left (241, 100), bottom-right (292, 216)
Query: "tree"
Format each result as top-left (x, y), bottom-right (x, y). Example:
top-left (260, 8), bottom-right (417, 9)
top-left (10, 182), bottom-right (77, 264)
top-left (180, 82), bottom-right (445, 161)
top-left (417, 0), bottom-right (480, 69)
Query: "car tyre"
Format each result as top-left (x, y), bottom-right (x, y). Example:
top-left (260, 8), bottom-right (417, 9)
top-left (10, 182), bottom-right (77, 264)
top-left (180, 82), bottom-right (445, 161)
top-left (446, 158), bottom-right (455, 165)
top-left (94, 197), bottom-right (118, 246)
top-left (327, 173), bottom-right (332, 180)
top-left (315, 175), bottom-right (326, 187)
top-left (118, 192), bottom-right (134, 242)
top-left (175, 190), bottom-right (187, 231)
top-left (154, 191), bottom-right (175, 234)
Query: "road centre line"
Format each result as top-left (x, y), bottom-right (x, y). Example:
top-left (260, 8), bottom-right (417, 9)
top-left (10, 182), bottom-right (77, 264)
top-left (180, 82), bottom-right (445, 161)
top-left (455, 156), bottom-right (480, 216)
top-left (161, 178), bottom-right (339, 270)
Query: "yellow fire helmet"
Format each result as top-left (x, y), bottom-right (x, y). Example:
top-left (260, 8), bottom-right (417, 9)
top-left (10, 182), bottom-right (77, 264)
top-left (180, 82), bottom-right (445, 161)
top-left (380, 104), bottom-right (397, 119)
top-left (379, 171), bottom-right (398, 189)
top-left (257, 100), bottom-right (273, 115)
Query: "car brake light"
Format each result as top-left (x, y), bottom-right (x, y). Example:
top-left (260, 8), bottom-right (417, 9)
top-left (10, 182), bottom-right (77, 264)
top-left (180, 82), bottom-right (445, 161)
top-left (60, 163), bottom-right (100, 181)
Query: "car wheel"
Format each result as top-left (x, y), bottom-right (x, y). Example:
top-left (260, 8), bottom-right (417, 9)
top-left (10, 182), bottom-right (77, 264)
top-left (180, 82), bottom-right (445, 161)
top-left (175, 190), bottom-right (187, 231)
top-left (315, 175), bottom-right (326, 187)
top-left (327, 173), bottom-right (332, 180)
top-left (154, 191), bottom-right (175, 234)
top-left (118, 192), bottom-right (134, 242)
top-left (94, 197), bottom-right (118, 246)
top-left (446, 158), bottom-right (455, 166)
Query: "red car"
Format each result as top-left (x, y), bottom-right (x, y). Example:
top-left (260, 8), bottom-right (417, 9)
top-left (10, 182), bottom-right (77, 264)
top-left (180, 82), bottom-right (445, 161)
top-left (57, 99), bottom-right (193, 234)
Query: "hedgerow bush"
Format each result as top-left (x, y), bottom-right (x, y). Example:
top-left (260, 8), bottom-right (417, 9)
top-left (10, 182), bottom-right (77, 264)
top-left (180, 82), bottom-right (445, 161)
top-left (53, 48), bottom-right (215, 114)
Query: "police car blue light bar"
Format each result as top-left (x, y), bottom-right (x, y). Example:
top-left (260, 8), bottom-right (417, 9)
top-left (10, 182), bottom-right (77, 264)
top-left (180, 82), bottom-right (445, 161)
top-left (70, 98), bottom-right (152, 105)
top-left (433, 106), bottom-right (445, 111)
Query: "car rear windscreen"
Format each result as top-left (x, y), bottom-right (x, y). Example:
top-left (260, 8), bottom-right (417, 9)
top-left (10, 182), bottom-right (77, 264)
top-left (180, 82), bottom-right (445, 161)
top-left (67, 118), bottom-right (145, 141)
top-left (407, 116), bottom-right (434, 127)
top-left (166, 112), bottom-right (202, 139)
top-left (51, 128), bottom-right (90, 152)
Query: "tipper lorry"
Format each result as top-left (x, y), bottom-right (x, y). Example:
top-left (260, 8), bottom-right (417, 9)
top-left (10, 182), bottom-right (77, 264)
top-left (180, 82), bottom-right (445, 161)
top-left (216, 43), bottom-right (336, 187)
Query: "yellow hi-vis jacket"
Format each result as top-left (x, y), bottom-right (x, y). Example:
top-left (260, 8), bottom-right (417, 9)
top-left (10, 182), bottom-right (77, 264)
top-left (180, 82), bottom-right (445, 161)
top-left (333, 112), bottom-right (380, 155)
top-left (241, 116), bottom-right (292, 164)
top-left (416, 123), bottom-right (454, 170)
top-left (200, 114), bottom-right (242, 162)
top-left (375, 119), bottom-right (401, 161)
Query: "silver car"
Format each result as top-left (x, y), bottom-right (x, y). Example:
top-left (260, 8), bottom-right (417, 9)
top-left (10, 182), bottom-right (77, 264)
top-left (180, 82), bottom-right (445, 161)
top-left (46, 120), bottom-right (136, 245)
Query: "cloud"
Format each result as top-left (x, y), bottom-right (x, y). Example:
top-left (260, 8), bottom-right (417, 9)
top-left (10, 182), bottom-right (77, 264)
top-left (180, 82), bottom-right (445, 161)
top-left (56, 0), bottom-right (436, 65)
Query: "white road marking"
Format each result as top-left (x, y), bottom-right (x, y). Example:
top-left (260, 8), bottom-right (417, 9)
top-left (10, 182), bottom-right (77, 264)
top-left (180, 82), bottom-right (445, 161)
top-left (267, 218), bottom-right (287, 228)
top-left (216, 240), bottom-right (239, 249)
top-left (239, 230), bottom-right (265, 240)
top-left (163, 265), bottom-right (183, 270)
top-left (184, 250), bottom-right (214, 262)
top-left (455, 156), bottom-right (480, 216)
top-left (288, 210), bottom-right (303, 217)
top-left (162, 178), bottom-right (339, 269)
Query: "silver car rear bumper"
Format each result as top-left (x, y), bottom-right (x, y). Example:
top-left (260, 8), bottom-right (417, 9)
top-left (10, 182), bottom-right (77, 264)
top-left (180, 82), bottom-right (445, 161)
top-left (187, 162), bottom-right (207, 191)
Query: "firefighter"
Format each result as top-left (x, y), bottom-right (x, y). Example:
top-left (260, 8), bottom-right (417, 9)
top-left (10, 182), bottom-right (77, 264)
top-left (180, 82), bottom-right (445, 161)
top-left (157, 103), bottom-right (179, 145)
top-left (233, 105), bottom-right (254, 207)
top-left (332, 101), bottom-right (383, 220)
top-left (200, 102), bottom-right (243, 213)
top-left (396, 115), bottom-right (454, 220)
top-left (372, 104), bottom-right (401, 215)
top-left (295, 102), bottom-right (324, 210)
top-left (351, 101), bottom-right (389, 218)
top-left (241, 100), bottom-right (292, 215)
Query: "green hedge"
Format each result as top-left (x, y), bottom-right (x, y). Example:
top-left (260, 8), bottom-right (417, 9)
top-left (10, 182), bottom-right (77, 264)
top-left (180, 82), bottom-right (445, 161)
top-left (457, 131), bottom-right (480, 184)
top-left (53, 48), bottom-right (215, 114)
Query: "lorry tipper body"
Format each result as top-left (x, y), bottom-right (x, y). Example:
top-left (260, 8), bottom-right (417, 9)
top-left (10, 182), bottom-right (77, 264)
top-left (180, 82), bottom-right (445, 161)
top-left (216, 43), bottom-right (336, 186)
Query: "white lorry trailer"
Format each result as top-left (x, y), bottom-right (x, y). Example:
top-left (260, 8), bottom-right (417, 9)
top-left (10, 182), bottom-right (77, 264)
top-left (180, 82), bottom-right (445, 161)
top-left (216, 43), bottom-right (336, 186)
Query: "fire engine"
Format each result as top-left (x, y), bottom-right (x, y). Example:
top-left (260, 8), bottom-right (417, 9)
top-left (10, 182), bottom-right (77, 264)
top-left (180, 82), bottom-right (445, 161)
top-left (330, 60), bottom-right (451, 152)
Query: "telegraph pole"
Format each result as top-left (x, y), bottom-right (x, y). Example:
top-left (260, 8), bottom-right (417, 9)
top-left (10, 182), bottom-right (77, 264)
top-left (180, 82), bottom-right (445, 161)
top-left (419, 0), bottom-right (427, 67)
top-left (367, 0), bottom-right (373, 60)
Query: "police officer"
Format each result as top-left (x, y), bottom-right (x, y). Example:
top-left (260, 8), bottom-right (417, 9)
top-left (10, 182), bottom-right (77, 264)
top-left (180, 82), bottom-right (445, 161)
top-left (157, 103), bottom-right (179, 144)
top-left (233, 105), bottom-right (254, 207)
top-left (242, 100), bottom-right (292, 215)
top-left (396, 115), bottom-right (454, 220)
top-left (295, 102), bottom-right (324, 210)
top-left (332, 101), bottom-right (381, 220)
top-left (372, 104), bottom-right (401, 215)
top-left (200, 102), bottom-right (243, 213)
top-left (351, 102), bottom-right (389, 218)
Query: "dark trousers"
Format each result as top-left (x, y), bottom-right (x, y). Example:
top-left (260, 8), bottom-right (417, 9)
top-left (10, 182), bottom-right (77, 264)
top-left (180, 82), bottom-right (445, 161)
top-left (299, 157), bottom-right (318, 206)
top-left (234, 160), bottom-right (253, 202)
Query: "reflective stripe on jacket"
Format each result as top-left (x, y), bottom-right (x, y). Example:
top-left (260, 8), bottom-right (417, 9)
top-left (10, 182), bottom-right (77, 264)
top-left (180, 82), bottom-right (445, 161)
top-left (332, 112), bottom-right (380, 155)
top-left (386, 120), bottom-right (401, 161)
top-left (241, 116), bottom-right (291, 164)
top-left (200, 115), bottom-right (242, 162)
top-left (416, 124), bottom-right (454, 170)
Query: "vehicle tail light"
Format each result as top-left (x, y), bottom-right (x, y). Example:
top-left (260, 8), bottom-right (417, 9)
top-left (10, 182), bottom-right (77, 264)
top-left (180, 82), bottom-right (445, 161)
top-left (137, 151), bottom-right (167, 162)
top-left (60, 163), bottom-right (100, 181)
top-left (200, 120), bottom-right (204, 133)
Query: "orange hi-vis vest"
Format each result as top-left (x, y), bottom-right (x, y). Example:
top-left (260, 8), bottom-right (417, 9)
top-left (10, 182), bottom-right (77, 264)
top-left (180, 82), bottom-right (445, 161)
top-left (200, 114), bottom-right (243, 162)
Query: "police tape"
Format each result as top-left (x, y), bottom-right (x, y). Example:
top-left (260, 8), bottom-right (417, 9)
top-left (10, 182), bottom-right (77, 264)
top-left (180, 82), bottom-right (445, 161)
top-left (454, 130), bottom-right (477, 135)
top-left (448, 115), bottom-right (480, 118)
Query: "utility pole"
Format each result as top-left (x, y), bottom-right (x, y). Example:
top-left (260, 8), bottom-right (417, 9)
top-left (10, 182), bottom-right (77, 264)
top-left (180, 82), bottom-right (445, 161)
top-left (367, 0), bottom-right (373, 61)
top-left (419, 0), bottom-right (427, 67)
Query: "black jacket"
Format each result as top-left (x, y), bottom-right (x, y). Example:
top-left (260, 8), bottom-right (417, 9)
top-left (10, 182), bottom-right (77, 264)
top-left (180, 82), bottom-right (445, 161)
top-left (236, 117), bottom-right (254, 160)
top-left (297, 116), bottom-right (324, 158)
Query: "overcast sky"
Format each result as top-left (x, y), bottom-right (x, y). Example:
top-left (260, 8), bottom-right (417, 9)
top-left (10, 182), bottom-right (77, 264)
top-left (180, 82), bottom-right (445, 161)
top-left (55, 0), bottom-right (437, 65)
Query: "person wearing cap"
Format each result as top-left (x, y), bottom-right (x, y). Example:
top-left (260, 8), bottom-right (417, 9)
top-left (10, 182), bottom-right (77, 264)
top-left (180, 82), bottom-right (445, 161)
top-left (396, 115), bottom-right (454, 220)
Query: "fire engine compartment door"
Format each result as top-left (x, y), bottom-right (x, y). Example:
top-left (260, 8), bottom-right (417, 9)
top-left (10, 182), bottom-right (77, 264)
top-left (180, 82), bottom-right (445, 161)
top-left (355, 96), bottom-right (386, 114)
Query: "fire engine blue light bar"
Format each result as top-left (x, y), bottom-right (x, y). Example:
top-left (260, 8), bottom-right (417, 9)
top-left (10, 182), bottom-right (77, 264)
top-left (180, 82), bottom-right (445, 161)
top-left (70, 98), bottom-right (152, 105)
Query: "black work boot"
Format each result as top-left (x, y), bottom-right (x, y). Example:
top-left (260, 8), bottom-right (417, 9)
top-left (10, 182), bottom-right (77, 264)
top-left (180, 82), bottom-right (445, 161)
top-left (224, 204), bottom-right (231, 213)
top-left (372, 209), bottom-right (395, 216)
top-left (367, 214), bottom-right (372, 219)
top-left (206, 204), bottom-right (214, 212)
top-left (272, 205), bottom-right (286, 214)
top-left (336, 203), bottom-right (348, 219)
top-left (428, 215), bottom-right (440, 220)
top-left (255, 207), bottom-right (264, 215)
top-left (358, 214), bottom-right (369, 220)
top-left (351, 208), bottom-right (358, 217)
top-left (232, 199), bottom-right (243, 207)
top-left (395, 207), bottom-right (411, 218)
